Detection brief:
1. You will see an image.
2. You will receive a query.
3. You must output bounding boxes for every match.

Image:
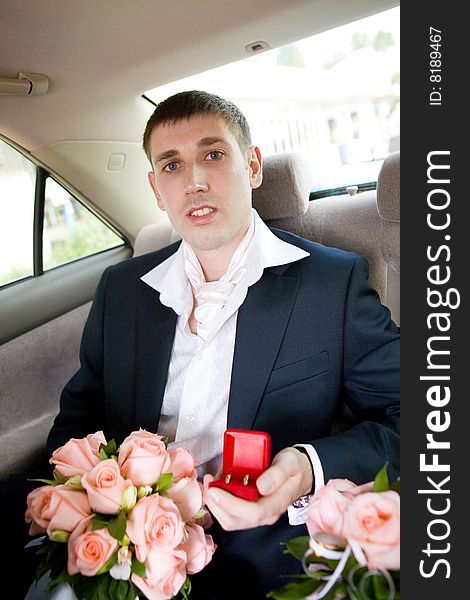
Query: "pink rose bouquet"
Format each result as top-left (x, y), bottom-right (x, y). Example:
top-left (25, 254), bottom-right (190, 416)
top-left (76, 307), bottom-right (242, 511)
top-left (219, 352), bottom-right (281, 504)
top-left (268, 464), bottom-right (400, 600)
top-left (25, 429), bottom-right (216, 600)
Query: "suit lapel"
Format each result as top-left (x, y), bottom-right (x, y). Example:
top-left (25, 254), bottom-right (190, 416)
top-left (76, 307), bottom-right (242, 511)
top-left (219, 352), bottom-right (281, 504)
top-left (228, 268), bottom-right (300, 430)
top-left (134, 280), bottom-right (177, 432)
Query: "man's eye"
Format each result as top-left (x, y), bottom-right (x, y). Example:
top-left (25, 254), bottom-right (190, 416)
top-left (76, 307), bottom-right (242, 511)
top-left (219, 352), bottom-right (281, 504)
top-left (163, 162), bottom-right (178, 172)
top-left (206, 150), bottom-right (223, 160)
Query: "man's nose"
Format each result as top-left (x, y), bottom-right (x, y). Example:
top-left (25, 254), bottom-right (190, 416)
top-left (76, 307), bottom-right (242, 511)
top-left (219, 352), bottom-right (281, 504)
top-left (184, 163), bottom-right (209, 195)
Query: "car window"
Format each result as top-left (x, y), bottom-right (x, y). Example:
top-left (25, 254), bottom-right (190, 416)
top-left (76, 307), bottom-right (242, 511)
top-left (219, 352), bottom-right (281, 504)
top-left (145, 6), bottom-right (399, 196)
top-left (0, 137), bottom-right (125, 287)
top-left (43, 177), bottom-right (123, 271)
top-left (0, 139), bottom-right (36, 286)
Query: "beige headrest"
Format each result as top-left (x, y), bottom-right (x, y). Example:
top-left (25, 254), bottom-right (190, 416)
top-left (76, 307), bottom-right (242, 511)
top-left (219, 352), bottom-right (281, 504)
top-left (377, 151), bottom-right (400, 222)
top-left (133, 220), bottom-right (180, 256)
top-left (252, 153), bottom-right (313, 221)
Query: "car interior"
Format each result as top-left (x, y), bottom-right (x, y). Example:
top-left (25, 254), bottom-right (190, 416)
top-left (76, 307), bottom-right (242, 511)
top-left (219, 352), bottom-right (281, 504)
top-left (0, 0), bottom-right (400, 480)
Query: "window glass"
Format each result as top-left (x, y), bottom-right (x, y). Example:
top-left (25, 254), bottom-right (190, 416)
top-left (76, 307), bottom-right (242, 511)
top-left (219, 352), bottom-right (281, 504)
top-left (0, 139), bottom-right (35, 286)
top-left (145, 7), bottom-right (399, 194)
top-left (43, 177), bottom-right (123, 270)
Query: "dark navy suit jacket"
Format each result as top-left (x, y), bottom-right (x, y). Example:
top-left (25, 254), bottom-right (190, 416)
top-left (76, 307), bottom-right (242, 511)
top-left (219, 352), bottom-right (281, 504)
top-left (46, 228), bottom-right (400, 598)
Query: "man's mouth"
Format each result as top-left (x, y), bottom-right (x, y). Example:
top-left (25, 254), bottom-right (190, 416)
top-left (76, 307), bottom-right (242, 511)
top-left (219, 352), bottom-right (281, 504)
top-left (188, 206), bottom-right (215, 217)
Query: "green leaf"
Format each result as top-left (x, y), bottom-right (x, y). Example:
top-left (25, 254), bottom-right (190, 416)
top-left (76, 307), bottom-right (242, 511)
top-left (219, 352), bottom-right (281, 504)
top-left (281, 536), bottom-right (310, 561)
top-left (44, 567), bottom-right (69, 593)
top-left (41, 541), bottom-right (68, 582)
top-left (96, 552), bottom-right (118, 575)
top-left (97, 574), bottom-right (111, 600)
top-left (35, 560), bottom-right (52, 582)
top-left (155, 472), bottom-right (174, 494)
top-left (108, 577), bottom-right (120, 599)
top-left (306, 569), bottom-right (332, 581)
top-left (372, 463), bottom-right (390, 493)
top-left (126, 581), bottom-right (139, 600)
top-left (29, 473), bottom-right (65, 486)
top-left (348, 565), bottom-right (398, 600)
top-left (28, 478), bottom-right (57, 486)
top-left (178, 576), bottom-right (192, 600)
top-left (322, 581), bottom-right (347, 600)
top-left (65, 475), bottom-right (84, 490)
top-left (91, 515), bottom-right (110, 530)
top-left (54, 471), bottom-right (66, 484)
top-left (266, 578), bottom-right (320, 599)
top-left (113, 579), bottom-right (134, 600)
top-left (35, 541), bottom-right (51, 558)
top-left (107, 510), bottom-right (127, 543)
top-left (107, 439), bottom-right (118, 456)
top-left (78, 576), bottom-right (100, 600)
top-left (372, 572), bottom-right (396, 600)
top-left (115, 580), bottom-right (126, 600)
top-left (131, 556), bottom-right (147, 579)
top-left (99, 439), bottom-right (118, 460)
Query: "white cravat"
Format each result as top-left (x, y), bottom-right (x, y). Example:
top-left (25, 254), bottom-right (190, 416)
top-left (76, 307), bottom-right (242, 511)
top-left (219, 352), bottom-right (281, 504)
top-left (182, 219), bottom-right (253, 341)
top-left (141, 209), bottom-right (325, 513)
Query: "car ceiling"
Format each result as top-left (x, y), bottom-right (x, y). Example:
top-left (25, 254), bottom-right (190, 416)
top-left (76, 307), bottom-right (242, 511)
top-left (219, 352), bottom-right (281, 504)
top-left (1, 0), bottom-right (399, 239)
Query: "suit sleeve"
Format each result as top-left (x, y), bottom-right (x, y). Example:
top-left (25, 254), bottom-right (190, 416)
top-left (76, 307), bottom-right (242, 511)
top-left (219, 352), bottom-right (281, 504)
top-left (310, 255), bottom-right (400, 484)
top-left (46, 268), bottom-right (110, 452)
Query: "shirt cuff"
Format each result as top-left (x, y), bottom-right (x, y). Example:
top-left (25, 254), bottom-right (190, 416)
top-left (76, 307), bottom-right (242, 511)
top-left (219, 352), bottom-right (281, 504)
top-left (287, 443), bottom-right (325, 526)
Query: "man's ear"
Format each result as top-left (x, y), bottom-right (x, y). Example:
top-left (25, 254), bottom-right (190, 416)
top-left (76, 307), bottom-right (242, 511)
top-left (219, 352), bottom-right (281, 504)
top-left (248, 146), bottom-right (263, 190)
top-left (148, 171), bottom-right (166, 211)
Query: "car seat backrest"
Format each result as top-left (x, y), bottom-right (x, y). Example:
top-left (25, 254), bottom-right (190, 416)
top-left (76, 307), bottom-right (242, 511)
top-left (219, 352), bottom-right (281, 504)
top-left (251, 151), bottom-right (400, 324)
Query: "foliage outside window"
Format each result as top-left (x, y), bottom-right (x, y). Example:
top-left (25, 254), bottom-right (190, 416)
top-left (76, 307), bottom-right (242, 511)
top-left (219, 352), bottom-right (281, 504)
top-left (0, 138), bottom-right (124, 288)
top-left (43, 178), bottom-right (123, 271)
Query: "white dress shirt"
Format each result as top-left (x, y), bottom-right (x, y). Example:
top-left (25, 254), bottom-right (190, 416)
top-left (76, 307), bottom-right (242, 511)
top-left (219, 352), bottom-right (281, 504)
top-left (141, 209), bottom-right (324, 522)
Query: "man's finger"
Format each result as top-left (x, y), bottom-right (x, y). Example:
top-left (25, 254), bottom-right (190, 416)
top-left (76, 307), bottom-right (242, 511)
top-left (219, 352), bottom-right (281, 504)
top-left (207, 480), bottom-right (293, 525)
top-left (204, 486), bottom-right (262, 530)
top-left (256, 449), bottom-right (298, 496)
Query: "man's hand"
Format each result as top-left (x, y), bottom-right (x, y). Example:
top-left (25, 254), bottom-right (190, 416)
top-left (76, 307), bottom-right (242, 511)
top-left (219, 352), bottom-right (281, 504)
top-left (203, 447), bottom-right (313, 531)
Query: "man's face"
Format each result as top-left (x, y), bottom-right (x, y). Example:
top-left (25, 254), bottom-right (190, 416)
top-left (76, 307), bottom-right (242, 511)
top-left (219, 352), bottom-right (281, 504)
top-left (147, 114), bottom-right (262, 260)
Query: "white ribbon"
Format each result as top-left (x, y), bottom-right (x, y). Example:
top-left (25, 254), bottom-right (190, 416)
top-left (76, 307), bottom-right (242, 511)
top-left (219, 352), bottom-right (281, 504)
top-left (303, 534), bottom-right (351, 600)
top-left (303, 532), bottom-right (396, 600)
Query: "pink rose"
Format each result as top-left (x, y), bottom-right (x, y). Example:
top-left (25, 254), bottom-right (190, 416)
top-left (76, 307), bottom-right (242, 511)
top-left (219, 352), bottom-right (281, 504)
top-left (165, 477), bottom-right (202, 522)
top-left (81, 459), bottom-right (133, 514)
top-left (307, 479), bottom-right (362, 539)
top-left (132, 547), bottom-right (186, 600)
top-left (25, 486), bottom-right (56, 535)
top-left (127, 495), bottom-right (184, 563)
top-left (67, 517), bottom-right (118, 576)
top-left (25, 485), bottom-right (91, 536)
top-left (49, 431), bottom-right (107, 479)
top-left (118, 429), bottom-right (171, 486)
top-left (179, 523), bottom-right (215, 574)
top-left (344, 491), bottom-right (400, 570)
top-left (47, 486), bottom-right (91, 535)
top-left (168, 448), bottom-right (198, 483)
top-left (353, 482), bottom-right (375, 495)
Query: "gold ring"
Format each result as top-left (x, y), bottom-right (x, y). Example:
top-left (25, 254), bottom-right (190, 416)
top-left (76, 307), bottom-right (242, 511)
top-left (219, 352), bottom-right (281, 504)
top-left (225, 474), bottom-right (231, 484)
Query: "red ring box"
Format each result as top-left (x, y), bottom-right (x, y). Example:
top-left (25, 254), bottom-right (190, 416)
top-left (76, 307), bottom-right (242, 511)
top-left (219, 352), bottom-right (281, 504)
top-left (208, 429), bottom-right (271, 501)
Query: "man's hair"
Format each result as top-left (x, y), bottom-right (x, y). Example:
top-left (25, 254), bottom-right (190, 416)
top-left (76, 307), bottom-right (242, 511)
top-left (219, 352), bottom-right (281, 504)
top-left (143, 90), bottom-right (252, 164)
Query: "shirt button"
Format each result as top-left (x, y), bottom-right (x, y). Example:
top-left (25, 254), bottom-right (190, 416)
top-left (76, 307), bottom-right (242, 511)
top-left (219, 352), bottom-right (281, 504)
top-left (186, 414), bottom-right (194, 421)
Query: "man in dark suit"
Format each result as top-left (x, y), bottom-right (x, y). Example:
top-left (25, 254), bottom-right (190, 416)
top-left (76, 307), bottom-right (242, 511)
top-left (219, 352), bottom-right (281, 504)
top-left (45, 91), bottom-right (399, 598)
